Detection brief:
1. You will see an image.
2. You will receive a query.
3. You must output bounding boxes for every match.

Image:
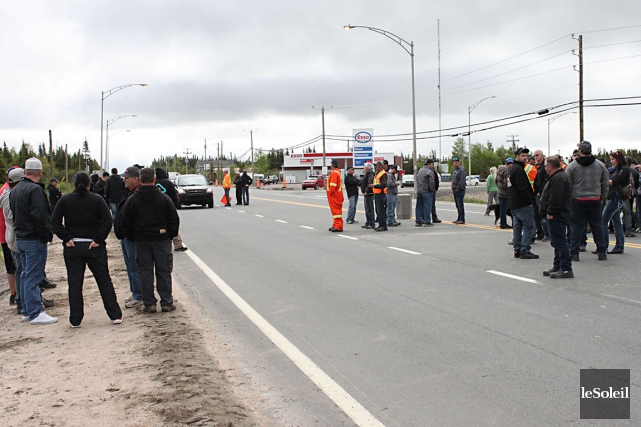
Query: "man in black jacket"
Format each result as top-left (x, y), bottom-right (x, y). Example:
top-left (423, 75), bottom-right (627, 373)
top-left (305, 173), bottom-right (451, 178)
top-left (539, 156), bottom-right (573, 278)
top-left (360, 163), bottom-right (375, 229)
top-left (533, 150), bottom-right (548, 241)
top-left (51, 172), bottom-right (123, 326)
top-left (9, 157), bottom-right (57, 324)
top-left (47, 178), bottom-right (62, 211)
top-left (155, 168), bottom-right (188, 252)
top-left (241, 170), bottom-right (252, 205)
top-left (121, 168), bottom-right (179, 313)
top-left (344, 166), bottom-right (360, 224)
top-left (93, 172), bottom-right (109, 201)
top-left (429, 160), bottom-right (442, 223)
top-left (508, 148), bottom-right (538, 259)
top-left (233, 172), bottom-right (243, 205)
top-left (104, 168), bottom-right (125, 219)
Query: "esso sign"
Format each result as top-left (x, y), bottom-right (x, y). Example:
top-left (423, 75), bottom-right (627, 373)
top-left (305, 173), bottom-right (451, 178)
top-left (291, 154), bottom-right (303, 158)
top-left (354, 132), bottom-right (372, 143)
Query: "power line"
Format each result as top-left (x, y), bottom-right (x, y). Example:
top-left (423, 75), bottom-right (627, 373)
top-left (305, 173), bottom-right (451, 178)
top-left (575, 24), bottom-right (641, 35)
top-left (584, 39), bottom-right (641, 49)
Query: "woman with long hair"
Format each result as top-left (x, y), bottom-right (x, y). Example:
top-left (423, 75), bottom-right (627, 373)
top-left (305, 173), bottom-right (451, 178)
top-left (51, 172), bottom-right (123, 327)
top-left (484, 166), bottom-right (499, 215)
top-left (601, 150), bottom-right (630, 254)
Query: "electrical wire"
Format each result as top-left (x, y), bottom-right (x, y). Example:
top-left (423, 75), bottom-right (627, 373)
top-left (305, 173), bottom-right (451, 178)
top-left (575, 24), bottom-right (641, 35)
top-left (584, 39), bottom-right (641, 49)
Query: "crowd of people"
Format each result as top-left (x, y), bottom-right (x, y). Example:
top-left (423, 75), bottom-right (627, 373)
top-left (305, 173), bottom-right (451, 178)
top-left (2, 159), bottom-right (185, 326)
top-left (328, 141), bottom-right (639, 279)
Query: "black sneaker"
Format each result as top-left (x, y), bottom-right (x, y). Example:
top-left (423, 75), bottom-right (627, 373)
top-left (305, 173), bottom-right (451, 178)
top-left (161, 304), bottom-right (176, 312)
top-left (39, 280), bottom-right (56, 289)
top-left (597, 253), bottom-right (607, 261)
top-left (543, 269), bottom-right (559, 277)
top-left (143, 305), bottom-right (157, 313)
top-left (541, 236), bottom-right (549, 242)
top-left (9, 294), bottom-right (16, 306)
top-left (550, 270), bottom-right (574, 279)
top-left (514, 251), bottom-right (521, 258)
top-left (432, 218), bottom-right (442, 223)
top-left (519, 252), bottom-right (539, 259)
top-left (500, 224), bottom-right (513, 229)
top-left (579, 245), bottom-right (586, 252)
top-left (174, 247), bottom-right (189, 252)
top-left (42, 297), bottom-right (55, 308)
top-left (571, 254), bottom-right (580, 262)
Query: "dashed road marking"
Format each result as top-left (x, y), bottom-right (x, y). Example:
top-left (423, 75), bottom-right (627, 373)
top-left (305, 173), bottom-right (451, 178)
top-left (600, 294), bottom-right (641, 306)
top-left (276, 219), bottom-right (288, 223)
top-left (300, 226), bottom-right (314, 230)
top-left (339, 235), bottom-right (358, 240)
top-left (238, 210), bottom-right (245, 213)
top-left (255, 214), bottom-right (264, 217)
top-left (487, 270), bottom-right (541, 284)
top-left (388, 247), bottom-right (421, 255)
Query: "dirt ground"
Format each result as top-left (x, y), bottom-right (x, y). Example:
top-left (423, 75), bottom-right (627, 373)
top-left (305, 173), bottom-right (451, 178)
top-left (0, 235), bottom-right (263, 427)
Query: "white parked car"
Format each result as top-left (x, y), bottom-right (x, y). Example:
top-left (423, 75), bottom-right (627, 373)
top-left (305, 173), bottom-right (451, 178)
top-left (401, 174), bottom-right (414, 188)
top-left (466, 176), bottom-right (480, 186)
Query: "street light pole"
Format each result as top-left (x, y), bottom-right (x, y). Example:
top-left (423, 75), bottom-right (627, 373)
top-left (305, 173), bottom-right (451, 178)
top-left (105, 115), bottom-right (137, 172)
top-left (344, 24), bottom-right (417, 198)
top-left (467, 96), bottom-right (496, 180)
top-left (100, 83), bottom-right (147, 171)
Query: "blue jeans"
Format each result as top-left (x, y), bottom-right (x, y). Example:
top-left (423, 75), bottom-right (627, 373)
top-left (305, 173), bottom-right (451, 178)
top-left (121, 238), bottom-right (142, 301)
top-left (415, 192), bottom-right (433, 224)
top-left (512, 206), bottom-right (534, 253)
top-left (110, 203), bottom-right (118, 220)
top-left (547, 218), bottom-right (572, 272)
top-left (602, 197), bottom-right (625, 252)
top-left (11, 250), bottom-right (23, 311)
top-left (569, 199), bottom-right (607, 255)
top-left (386, 193), bottom-right (398, 224)
top-left (17, 239), bottom-right (47, 320)
top-left (499, 197), bottom-right (509, 227)
top-left (453, 190), bottom-right (465, 222)
top-left (242, 187), bottom-right (249, 205)
top-left (347, 194), bottom-right (358, 222)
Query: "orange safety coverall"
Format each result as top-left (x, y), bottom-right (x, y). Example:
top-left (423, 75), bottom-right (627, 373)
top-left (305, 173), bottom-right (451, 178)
top-left (222, 174), bottom-right (232, 204)
top-left (327, 168), bottom-right (344, 230)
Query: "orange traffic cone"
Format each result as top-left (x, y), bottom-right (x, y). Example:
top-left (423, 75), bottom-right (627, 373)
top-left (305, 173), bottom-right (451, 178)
top-left (257, 179), bottom-right (261, 188)
top-left (282, 178), bottom-right (286, 189)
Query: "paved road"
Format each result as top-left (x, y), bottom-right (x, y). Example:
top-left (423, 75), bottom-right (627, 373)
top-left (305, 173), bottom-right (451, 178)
top-left (173, 187), bottom-right (640, 426)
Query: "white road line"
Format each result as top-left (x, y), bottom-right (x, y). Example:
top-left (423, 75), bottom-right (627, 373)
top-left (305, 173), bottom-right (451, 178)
top-left (486, 270), bottom-right (541, 284)
top-left (339, 235), bottom-right (358, 240)
top-left (388, 247), bottom-right (421, 255)
top-left (255, 214), bottom-right (264, 217)
top-left (600, 294), bottom-right (641, 306)
top-left (184, 250), bottom-right (385, 427)
top-left (300, 226), bottom-right (314, 230)
top-left (238, 210), bottom-right (245, 213)
top-left (276, 219), bottom-right (288, 223)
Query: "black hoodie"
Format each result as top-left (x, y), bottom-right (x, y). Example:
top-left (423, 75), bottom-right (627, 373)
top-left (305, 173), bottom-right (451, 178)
top-left (120, 185), bottom-right (179, 242)
top-left (507, 160), bottom-right (536, 210)
top-left (155, 168), bottom-right (179, 208)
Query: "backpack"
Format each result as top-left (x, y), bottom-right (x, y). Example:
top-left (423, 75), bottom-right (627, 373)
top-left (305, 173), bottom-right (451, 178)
top-left (620, 173), bottom-right (635, 200)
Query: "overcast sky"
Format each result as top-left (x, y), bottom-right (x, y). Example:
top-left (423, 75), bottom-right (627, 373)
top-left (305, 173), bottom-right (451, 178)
top-left (2, 0), bottom-right (640, 170)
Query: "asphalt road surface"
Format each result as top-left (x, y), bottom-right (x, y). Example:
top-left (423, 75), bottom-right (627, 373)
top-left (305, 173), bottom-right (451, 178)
top-left (173, 187), bottom-right (640, 426)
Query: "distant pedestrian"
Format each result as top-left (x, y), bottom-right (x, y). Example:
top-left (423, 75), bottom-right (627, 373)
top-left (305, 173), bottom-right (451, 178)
top-left (326, 159), bottom-right (344, 232)
top-left (429, 161), bottom-right (442, 223)
top-left (369, 161), bottom-right (388, 231)
top-left (121, 168), bottom-right (180, 313)
top-left (344, 166), bottom-right (360, 224)
top-left (104, 167), bottom-right (125, 219)
top-left (155, 168), bottom-right (188, 252)
top-left (222, 169), bottom-right (232, 206)
top-left (47, 178), bottom-right (62, 211)
top-left (484, 167), bottom-right (498, 215)
top-left (51, 172), bottom-right (123, 326)
top-left (241, 170), bottom-right (252, 205)
top-left (93, 172), bottom-right (109, 201)
top-left (496, 158), bottom-right (512, 228)
top-left (415, 159), bottom-right (436, 227)
top-left (539, 156), bottom-right (573, 278)
top-left (508, 147), bottom-right (538, 259)
top-left (360, 163), bottom-right (375, 229)
top-left (9, 158), bottom-right (57, 324)
top-left (602, 150), bottom-right (629, 255)
top-left (533, 150), bottom-right (549, 241)
top-left (386, 164), bottom-right (401, 226)
top-left (234, 172), bottom-right (243, 205)
top-left (451, 157), bottom-right (466, 224)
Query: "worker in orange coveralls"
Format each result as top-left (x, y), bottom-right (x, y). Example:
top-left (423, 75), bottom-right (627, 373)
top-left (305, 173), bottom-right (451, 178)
top-left (222, 170), bottom-right (232, 206)
top-left (327, 159), bottom-right (344, 232)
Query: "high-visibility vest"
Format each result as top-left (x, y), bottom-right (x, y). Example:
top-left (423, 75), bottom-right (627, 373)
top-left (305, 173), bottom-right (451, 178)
top-left (372, 170), bottom-right (387, 194)
top-left (524, 164), bottom-right (537, 190)
top-left (222, 174), bottom-right (231, 189)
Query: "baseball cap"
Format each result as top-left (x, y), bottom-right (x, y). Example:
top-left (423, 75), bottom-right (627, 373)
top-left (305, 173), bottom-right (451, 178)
top-left (6, 166), bottom-right (18, 176)
top-left (122, 166), bottom-right (140, 178)
top-left (50, 178), bottom-right (58, 183)
top-left (505, 158), bottom-right (514, 164)
top-left (25, 157), bottom-right (43, 170)
top-left (578, 140), bottom-right (592, 155)
top-left (452, 157), bottom-right (460, 162)
top-left (8, 168), bottom-right (24, 183)
top-left (375, 160), bottom-right (383, 166)
top-left (347, 166), bottom-right (355, 171)
top-left (425, 159), bottom-right (434, 165)
top-left (514, 147), bottom-right (530, 156)
top-left (330, 159), bottom-right (339, 166)
top-left (389, 164), bottom-right (398, 170)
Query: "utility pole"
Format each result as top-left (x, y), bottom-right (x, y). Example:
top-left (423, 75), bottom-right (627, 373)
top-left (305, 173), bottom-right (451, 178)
top-left (65, 144), bottom-right (68, 189)
top-left (78, 149), bottom-right (81, 170)
top-left (438, 19), bottom-right (442, 162)
top-left (244, 129), bottom-right (257, 179)
top-left (204, 138), bottom-right (207, 163)
top-left (313, 106), bottom-right (332, 174)
top-left (578, 34), bottom-right (584, 142)
top-left (506, 135), bottom-right (520, 152)
top-left (49, 130), bottom-right (54, 179)
top-left (183, 148), bottom-right (192, 175)
top-left (217, 142), bottom-right (220, 182)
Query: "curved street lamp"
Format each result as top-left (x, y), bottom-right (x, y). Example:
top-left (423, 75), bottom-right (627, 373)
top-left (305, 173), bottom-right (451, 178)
top-left (106, 115), bottom-right (137, 171)
top-left (344, 24), bottom-right (418, 198)
top-left (548, 111), bottom-right (577, 156)
top-left (101, 83), bottom-right (147, 170)
top-left (467, 96), bottom-right (496, 180)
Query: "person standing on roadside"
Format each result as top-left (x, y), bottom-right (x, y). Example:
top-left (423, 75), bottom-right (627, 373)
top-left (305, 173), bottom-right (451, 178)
top-left (415, 159), bottom-right (436, 227)
top-left (429, 161), bottom-right (442, 223)
top-left (601, 150), bottom-right (630, 255)
top-left (51, 172), bottom-right (123, 327)
top-left (121, 168), bottom-right (179, 313)
top-left (565, 141), bottom-right (609, 261)
top-left (114, 166), bottom-right (143, 308)
top-left (234, 172), bottom-right (243, 205)
top-left (533, 150), bottom-right (549, 241)
top-left (369, 161), bottom-right (388, 231)
top-left (155, 168), bottom-right (188, 252)
top-left (326, 159), bottom-right (344, 232)
top-left (47, 178), bottom-right (62, 212)
top-left (241, 170), bottom-right (252, 205)
top-left (9, 158), bottom-right (57, 324)
top-left (496, 158), bottom-right (512, 229)
top-left (386, 164), bottom-right (401, 226)
top-left (508, 148), bottom-right (539, 260)
top-left (484, 167), bottom-right (498, 216)
top-left (361, 163), bottom-right (375, 229)
top-left (104, 168), bottom-right (125, 219)
top-left (451, 157), bottom-right (466, 224)
top-left (222, 169), bottom-right (232, 207)
top-left (0, 167), bottom-right (20, 310)
top-left (93, 172), bottom-right (109, 202)
top-left (539, 156), bottom-right (573, 278)
top-left (344, 166), bottom-right (360, 224)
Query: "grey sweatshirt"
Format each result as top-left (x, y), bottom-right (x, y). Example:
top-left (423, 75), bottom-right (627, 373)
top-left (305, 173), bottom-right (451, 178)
top-left (387, 172), bottom-right (398, 195)
top-left (565, 155), bottom-right (608, 200)
top-left (416, 165), bottom-right (435, 193)
top-left (451, 166), bottom-right (467, 191)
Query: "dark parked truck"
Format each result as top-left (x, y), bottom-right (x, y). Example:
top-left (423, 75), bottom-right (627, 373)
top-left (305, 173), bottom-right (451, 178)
top-left (175, 174), bottom-right (214, 208)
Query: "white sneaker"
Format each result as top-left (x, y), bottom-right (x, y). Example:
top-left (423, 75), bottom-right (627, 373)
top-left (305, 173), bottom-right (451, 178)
top-left (124, 295), bottom-right (133, 303)
top-left (22, 315), bottom-right (30, 321)
top-left (70, 321), bottom-right (81, 328)
top-left (30, 311), bottom-right (58, 325)
top-left (125, 299), bottom-right (143, 308)
top-left (113, 318), bottom-right (123, 324)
